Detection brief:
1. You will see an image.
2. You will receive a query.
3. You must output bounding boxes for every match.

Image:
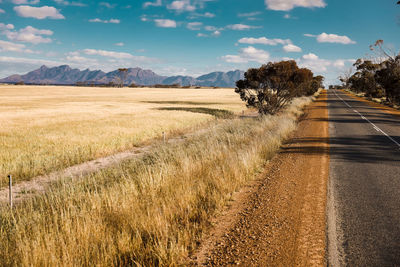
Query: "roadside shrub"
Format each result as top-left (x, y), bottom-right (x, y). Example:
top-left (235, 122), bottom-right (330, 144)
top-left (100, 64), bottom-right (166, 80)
top-left (349, 59), bottom-right (383, 98)
top-left (375, 56), bottom-right (400, 105)
top-left (235, 60), bottom-right (323, 114)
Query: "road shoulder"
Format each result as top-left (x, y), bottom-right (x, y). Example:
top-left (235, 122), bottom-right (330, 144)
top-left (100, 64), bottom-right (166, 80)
top-left (342, 90), bottom-right (400, 119)
top-left (190, 91), bottom-right (330, 266)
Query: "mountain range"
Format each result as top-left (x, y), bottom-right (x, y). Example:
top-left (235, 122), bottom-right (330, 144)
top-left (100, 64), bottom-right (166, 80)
top-left (0, 65), bottom-right (244, 88)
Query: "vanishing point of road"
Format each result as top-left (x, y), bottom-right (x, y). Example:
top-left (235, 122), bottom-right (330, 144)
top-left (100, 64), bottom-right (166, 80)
top-left (327, 90), bottom-right (400, 266)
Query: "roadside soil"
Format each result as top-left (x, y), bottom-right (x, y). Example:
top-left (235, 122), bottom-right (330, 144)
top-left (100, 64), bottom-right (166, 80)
top-left (191, 91), bottom-right (329, 266)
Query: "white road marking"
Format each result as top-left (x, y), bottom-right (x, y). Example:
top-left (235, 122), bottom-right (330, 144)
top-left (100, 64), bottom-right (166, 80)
top-left (333, 90), bottom-right (400, 149)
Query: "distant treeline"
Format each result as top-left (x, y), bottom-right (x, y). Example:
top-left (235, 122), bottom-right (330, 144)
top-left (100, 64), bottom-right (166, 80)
top-left (5, 81), bottom-right (222, 89)
top-left (77, 81), bottom-right (219, 89)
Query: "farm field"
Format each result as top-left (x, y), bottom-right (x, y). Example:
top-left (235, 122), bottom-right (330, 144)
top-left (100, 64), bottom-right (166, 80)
top-left (0, 85), bottom-right (244, 187)
top-left (0, 88), bottom-right (316, 266)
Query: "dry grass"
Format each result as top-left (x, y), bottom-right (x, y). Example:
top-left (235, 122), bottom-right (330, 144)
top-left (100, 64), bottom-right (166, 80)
top-left (0, 85), bottom-right (244, 187)
top-left (0, 92), bottom-right (316, 266)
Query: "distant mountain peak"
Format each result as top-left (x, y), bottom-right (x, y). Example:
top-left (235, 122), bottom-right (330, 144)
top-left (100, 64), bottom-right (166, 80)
top-left (0, 65), bottom-right (244, 87)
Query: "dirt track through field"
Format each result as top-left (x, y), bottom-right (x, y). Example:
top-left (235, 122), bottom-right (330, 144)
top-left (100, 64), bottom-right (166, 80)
top-left (0, 131), bottom-right (204, 204)
top-left (0, 113), bottom-right (259, 205)
top-left (192, 92), bottom-right (329, 266)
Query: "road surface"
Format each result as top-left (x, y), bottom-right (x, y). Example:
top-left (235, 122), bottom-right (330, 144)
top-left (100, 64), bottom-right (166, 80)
top-left (327, 90), bottom-right (400, 266)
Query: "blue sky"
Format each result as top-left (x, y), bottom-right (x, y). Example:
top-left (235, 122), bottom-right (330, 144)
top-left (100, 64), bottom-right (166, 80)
top-left (0, 0), bottom-right (399, 84)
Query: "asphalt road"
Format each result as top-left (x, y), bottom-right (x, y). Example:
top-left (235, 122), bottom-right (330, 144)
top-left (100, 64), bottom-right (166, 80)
top-left (327, 90), bottom-right (400, 266)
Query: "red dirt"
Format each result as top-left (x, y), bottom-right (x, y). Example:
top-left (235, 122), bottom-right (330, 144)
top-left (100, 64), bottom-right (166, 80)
top-left (191, 91), bottom-right (329, 266)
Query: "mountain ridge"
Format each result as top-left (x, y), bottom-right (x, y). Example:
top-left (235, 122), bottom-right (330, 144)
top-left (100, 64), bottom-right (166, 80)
top-left (0, 65), bottom-right (244, 88)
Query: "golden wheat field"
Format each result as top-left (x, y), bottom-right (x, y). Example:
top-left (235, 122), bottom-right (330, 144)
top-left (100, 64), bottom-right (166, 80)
top-left (0, 85), bottom-right (244, 187)
top-left (0, 84), bottom-right (319, 266)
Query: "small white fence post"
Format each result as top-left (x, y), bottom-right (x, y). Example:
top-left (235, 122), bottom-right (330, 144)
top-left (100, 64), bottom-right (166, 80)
top-left (162, 132), bottom-right (166, 144)
top-left (8, 175), bottom-right (12, 208)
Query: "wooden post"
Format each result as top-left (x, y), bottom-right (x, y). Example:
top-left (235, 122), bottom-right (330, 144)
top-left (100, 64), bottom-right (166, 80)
top-left (8, 175), bottom-right (12, 208)
top-left (162, 132), bottom-right (166, 143)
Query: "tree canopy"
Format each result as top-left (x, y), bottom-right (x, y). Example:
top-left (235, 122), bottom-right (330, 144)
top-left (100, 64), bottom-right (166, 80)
top-left (346, 40), bottom-right (400, 105)
top-left (235, 60), bottom-right (323, 115)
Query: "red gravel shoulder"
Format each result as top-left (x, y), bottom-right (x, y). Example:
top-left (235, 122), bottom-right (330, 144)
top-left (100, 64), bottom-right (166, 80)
top-left (191, 91), bottom-right (330, 266)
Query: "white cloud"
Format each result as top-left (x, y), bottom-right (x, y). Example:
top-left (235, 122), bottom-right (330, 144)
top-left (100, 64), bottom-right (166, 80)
top-left (265, 0), bottom-right (326, 11)
top-left (167, 0), bottom-right (196, 12)
top-left (238, 11), bottom-right (262, 17)
top-left (2, 25), bottom-right (53, 44)
top-left (53, 0), bottom-right (86, 6)
top-left (154, 19), bottom-right (177, 28)
top-left (283, 14), bottom-right (290, 19)
top-left (226, 24), bottom-right (261, 30)
top-left (115, 42), bottom-right (124, 46)
top-left (302, 53), bottom-right (318, 60)
top-left (212, 30), bottom-right (221, 37)
top-left (316, 32), bottom-right (356, 44)
top-left (222, 46), bottom-right (270, 64)
top-left (297, 53), bottom-right (355, 73)
top-left (83, 49), bottom-right (135, 59)
top-left (0, 8), bottom-right (4, 13)
top-left (66, 55), bottom-right (94, 63)
top-left (202, 12), bottom-right (215, 17)
top-left (89, 18), bottom-right (120, 24)
top-left (143, 0), bottom-right (162, 8)
top-left (99, 2), bottom-right (115, 8)
top-left (283, 43), bottom-right (302, 52)
top-left (81, 49), bottom-right (159, 64)
top-left (204, 25), bottom-right (218, 31)
top-left (14, 5), bottom-right (65, 19)
top-left (333, 59), bottom-right (345, 68)
top-left (0, 56), bottom-right (61, 65)
top-left (187, 22), bottom-right (202, 30)
top-left (196, 30), bottom-right (221, 38)
top-left (0, 23), bottom-right (14, 30)
top-left (238, 37), bottom-right (291, 45)
top-left (298, 53), bottom-right (330, 72)
top-left (60, 49), bottom-right (162, 69)
top-left (188, 12), bottom-right (215, 18)
top-left (12, 0), bottom-right (40, 4)
top-left (0, 40), bottom-right (33, 53)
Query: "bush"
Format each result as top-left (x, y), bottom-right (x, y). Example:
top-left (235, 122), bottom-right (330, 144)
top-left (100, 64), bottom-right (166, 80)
top-left (375, 56), bottom-right (400, 105)
top-left (348, 59), bottom-right (383, 98)
top-left (235, 60), bottom-right (322, 115)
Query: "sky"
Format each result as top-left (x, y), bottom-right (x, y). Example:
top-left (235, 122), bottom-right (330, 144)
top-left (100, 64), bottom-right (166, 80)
top-left (0, 0), bottom-right (399, 84)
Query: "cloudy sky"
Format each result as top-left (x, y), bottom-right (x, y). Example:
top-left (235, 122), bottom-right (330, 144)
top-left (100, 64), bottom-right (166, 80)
top-left (0, 0), bottom-right (399, 84)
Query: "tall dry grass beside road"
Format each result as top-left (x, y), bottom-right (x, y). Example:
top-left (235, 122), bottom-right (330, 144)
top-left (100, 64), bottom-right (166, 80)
top-left (0, 93), bottom-right (317, 266)
top-left (0, 85), bottom-right (243, 187)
